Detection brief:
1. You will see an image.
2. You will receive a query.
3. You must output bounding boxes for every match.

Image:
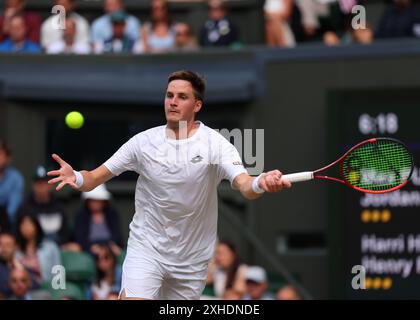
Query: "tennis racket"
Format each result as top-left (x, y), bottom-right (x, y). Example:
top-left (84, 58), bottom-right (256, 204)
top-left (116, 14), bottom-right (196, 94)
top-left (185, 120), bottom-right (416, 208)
top-left (282, 138), bottom-right (414, 194)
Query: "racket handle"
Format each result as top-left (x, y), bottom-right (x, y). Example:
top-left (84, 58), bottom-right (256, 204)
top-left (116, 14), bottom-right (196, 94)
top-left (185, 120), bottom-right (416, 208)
top-left (282, 172), bottom-right (314, 183)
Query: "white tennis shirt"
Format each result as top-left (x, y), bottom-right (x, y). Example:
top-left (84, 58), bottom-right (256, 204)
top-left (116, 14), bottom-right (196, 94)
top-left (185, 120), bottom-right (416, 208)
top-left (104, 121), bottom-right (247, 266)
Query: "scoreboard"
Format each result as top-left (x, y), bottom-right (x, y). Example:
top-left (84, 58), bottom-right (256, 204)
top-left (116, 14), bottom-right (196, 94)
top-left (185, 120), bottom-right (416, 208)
top-left (329, 91), bottom-right (420, 299)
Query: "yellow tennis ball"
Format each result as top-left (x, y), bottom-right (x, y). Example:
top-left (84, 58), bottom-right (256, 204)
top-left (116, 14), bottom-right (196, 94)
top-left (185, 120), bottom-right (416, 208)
top-left (348, 171), bottom-right (359, 184)
top-left (65, 111), bottom-right (84, 129)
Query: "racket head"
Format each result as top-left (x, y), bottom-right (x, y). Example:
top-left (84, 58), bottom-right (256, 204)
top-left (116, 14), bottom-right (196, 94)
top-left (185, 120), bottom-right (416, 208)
top-left (339, 138), bottom-right (414, 194)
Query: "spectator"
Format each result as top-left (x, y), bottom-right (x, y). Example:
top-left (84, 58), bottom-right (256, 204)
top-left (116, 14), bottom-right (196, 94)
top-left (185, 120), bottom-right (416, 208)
top-left (95, 11), bottom-right (136, 54)
top-left (276, 283), bottom-right (302, 300)
top-left (376, 0), bottom-right (420, 39)
top-left (91, 0), bottom-right (140, 52)
top-left (15, 213), bottom-right (61, 287)
top-left (0, 140), bottom-right (24, 223)
top-left (264, 0), bottom-right (296, 47)
top-left (46, 17), bottom-right (91, 54)
top-left (0, 0), bottom-right (41, 43)
top-left (242, 266), bottom-right (275, 300)
top-left (0, 206), bottom-right (10, 234)
top-left (0, 13), bottom-right (41, 53)
top-left (199, 0), bottom-right (239, 47)
top-left (295, 0), bottom-right (348, 42)
top-left (173, 22), bottom-right (199, 52)
top-left (207, 240), bottom-right (248, 299)
top-left (8, 268), bottom-right (50, 300)
top-left (17, 166), bottom-right (70, 245)
top-left (0, 232), bottom-right (22, 298)
top-left (140, 0), bottom-right (176, 53)
top-left (41, 0), bottom-right (90, 50)
top-left (72, 184), bottom-right (122, 253)
top-left (90, 244), bottom-right (122, 300)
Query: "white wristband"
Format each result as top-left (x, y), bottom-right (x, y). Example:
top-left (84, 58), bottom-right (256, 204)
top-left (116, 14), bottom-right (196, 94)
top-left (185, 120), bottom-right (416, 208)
top-left (252, 174), bottom-right (265, 194)
top-left (74, 170), bottom-right (84, 189)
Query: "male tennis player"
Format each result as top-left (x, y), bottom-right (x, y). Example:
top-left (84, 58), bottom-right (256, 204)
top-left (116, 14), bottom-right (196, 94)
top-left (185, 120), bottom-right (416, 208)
top-left (48, 70), bottom-right (291, 300)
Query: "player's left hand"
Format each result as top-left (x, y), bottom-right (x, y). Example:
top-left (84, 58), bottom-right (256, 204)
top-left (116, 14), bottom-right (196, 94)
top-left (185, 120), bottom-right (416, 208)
top-left (259, 170), bottom-right (292, 192)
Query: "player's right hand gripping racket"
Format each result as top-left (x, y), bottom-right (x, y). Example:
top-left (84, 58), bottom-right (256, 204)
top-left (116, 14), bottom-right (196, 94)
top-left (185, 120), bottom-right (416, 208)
top-left (282, 138), bottom-right (414, 194)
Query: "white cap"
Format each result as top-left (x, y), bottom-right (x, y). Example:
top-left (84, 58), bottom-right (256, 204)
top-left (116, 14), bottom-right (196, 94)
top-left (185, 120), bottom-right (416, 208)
top-left (245, 266), bottom-right (267, 283)
top-left (82, 184), bottom-right (111, 201)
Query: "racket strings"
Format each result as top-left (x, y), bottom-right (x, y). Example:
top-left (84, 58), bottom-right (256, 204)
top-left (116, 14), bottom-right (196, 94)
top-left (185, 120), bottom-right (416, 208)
top-left (341, 139), bottom-right (413, 191)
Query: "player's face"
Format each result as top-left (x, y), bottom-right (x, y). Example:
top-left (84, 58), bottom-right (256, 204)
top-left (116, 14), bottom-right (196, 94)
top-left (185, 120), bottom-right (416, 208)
top-left (165, 80), bottom-right (202, 127)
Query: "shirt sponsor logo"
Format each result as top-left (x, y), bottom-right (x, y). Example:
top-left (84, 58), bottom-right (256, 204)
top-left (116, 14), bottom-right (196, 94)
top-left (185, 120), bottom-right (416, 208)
top-left (191, 155), bottom-right (204, 164)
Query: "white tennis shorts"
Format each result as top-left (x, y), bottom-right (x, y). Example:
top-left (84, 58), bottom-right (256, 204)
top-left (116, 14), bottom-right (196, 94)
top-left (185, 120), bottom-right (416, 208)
top-left (120, 242), bottom-right (209, 300)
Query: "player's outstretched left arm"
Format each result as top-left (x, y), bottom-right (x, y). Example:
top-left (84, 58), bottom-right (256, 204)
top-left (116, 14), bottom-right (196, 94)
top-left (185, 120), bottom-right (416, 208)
top-left (233, 170), bottom-right (292, 200)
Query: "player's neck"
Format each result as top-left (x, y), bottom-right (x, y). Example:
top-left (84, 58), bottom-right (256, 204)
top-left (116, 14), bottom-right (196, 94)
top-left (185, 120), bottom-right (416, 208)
top-left (166, 120), bottom-right (199, 140)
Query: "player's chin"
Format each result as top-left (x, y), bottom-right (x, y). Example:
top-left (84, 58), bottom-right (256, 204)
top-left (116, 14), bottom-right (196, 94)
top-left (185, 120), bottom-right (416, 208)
top-left (166, 113), bottom-right (182, 123)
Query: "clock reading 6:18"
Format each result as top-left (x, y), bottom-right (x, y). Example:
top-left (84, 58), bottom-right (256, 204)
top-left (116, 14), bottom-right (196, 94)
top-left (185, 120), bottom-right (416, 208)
top-left (358, 113), bottom-right (398, 135)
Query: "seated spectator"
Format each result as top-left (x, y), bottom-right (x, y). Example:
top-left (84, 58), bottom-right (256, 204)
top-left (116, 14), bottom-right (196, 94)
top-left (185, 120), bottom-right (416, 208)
top-left (90, 244), bottom-right (122, 300)
top-left (41, 0), bottom-right (90, 50)
top-left (15, 213), bottom-right (61, 287)
top-left (72, 184), bottom-right (122, 254)
top-left (46, 17), bottom-right (91, 54)
top-left (199, 0), bottom-right (239, 48)
top-left (0, 232), bottom-right (22, 298)
top-left (0, 140), bottom-right (24, 223)
top-left (0, 13), bottom-right (41, 53)
top-left (264, 0), bottom-right (296, 47)
top-left (376, 0), bottom-right (420, 39)
top-left (0, 206), bottom-right (10, 234)
top-left (91, 0), bottom-right (140, 53)
top-left (276, 283), bottom-right (302, 300)
top-left (8, 268), bottom-right (51, 300)
top-left (17, 166), bottom-right (70, 245)
top-left (95, 11), bottom-right (136, 54)
top-left (141, 0), bottom-right (176, 53)
top-left (173, 22), bottom-right (199, 52)
top-left (0, 0), bottom-right (41, 43)
top-left (242, 266), bottom-right (275, 300)
top-left (295, 0), bottom-right (349, 42)
top-left (206, 240), bottom-right (248, 299)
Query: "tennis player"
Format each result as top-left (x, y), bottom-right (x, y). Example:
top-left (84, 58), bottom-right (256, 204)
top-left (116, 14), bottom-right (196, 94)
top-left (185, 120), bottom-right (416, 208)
top-left (47, 70), bottom-right (291, 300)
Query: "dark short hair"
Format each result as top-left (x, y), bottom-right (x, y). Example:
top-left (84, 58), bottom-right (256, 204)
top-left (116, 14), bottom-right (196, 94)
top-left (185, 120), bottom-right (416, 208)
top-left (16, 213), bottom-right (45, 250)
top-left (0, 140), bottom-right (11, 156)
top-left (168, 70), bottom-right (206, 102)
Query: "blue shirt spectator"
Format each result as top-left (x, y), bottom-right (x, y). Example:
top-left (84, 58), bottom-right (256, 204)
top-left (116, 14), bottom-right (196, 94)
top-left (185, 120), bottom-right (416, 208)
top-left (0, 140), bottom-right (24, 222)
top-left (94, 11), bottom-right (136, 54)
top-left (0, 13), bottom-right (41, 53)
top-left (0, 38), bottom-right (41, 53)
top-left (91, 0), bottom-right (140, 48)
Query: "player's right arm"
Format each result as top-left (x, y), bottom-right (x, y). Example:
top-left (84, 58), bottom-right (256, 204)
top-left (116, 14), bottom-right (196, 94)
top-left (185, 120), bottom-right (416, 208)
top-left (47, 154), bottom-right (114, 192)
